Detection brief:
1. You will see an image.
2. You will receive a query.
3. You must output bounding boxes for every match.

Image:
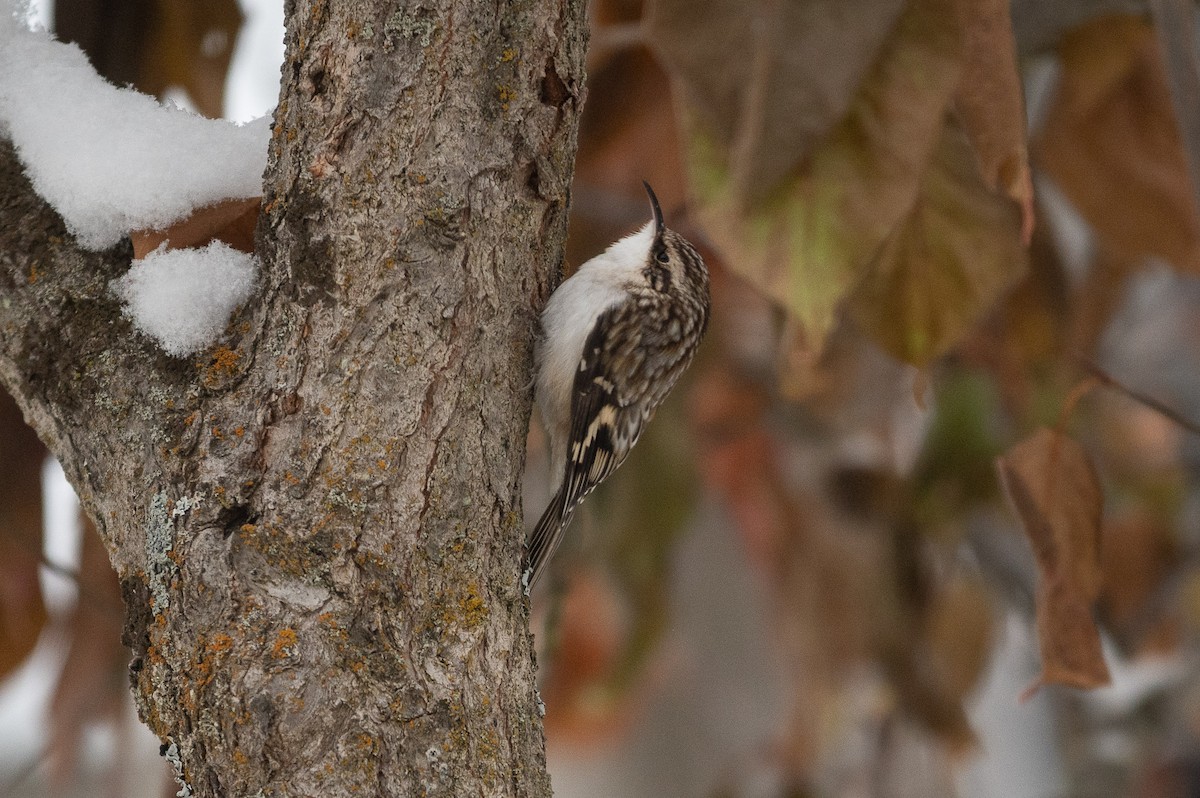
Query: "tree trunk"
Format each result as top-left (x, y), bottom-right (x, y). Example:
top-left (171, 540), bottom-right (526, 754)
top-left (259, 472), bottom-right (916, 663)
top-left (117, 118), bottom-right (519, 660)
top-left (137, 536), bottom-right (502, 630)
top-left (0, 0), bottom-right (586, 793)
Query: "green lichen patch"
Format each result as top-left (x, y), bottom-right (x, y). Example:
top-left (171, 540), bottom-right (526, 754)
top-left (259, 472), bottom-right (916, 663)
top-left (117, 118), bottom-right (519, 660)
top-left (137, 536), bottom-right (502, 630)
top-left (145, 491), bottom-right (176, 613)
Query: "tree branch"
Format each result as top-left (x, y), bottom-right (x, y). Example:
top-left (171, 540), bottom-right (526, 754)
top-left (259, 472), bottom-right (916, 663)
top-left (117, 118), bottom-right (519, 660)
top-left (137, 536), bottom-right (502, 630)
top-left (0, 0), bottom-right (587, 792)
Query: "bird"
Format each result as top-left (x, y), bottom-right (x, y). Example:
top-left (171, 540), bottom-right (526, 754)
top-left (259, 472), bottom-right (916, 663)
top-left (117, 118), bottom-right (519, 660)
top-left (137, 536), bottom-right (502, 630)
top-left (525, 181), bottom-right (710, 588)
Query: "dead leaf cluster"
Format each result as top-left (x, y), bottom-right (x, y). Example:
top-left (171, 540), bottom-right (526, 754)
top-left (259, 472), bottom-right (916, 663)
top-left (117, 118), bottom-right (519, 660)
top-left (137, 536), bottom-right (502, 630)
top-left (539, 1), bottom-right (1200, 792)
top-left (649, 0), bottom-right (1032, 365)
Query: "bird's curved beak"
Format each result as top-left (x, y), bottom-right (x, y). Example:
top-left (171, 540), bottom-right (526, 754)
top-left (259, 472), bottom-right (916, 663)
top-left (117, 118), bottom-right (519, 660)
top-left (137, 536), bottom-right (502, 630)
top-left (643, 180), bottom-right (665, 237)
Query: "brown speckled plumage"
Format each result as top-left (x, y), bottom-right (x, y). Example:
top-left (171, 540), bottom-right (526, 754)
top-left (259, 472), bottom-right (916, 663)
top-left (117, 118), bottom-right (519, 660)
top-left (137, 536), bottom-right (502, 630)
top-left (525, 186), bottom-right (710, 587)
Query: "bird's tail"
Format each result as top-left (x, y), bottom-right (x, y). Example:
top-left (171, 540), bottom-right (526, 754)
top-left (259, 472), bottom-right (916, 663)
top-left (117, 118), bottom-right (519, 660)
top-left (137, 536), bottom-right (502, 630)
top-left (524, 488), bottom-right (575, 589)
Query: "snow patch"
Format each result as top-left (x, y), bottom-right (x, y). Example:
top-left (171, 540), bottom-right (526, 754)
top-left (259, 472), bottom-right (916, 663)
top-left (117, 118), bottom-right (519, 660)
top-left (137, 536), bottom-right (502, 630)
top-left (0, 7), bottom-right (268, 249)
top-left (113, 242), bottom-right (258, 356)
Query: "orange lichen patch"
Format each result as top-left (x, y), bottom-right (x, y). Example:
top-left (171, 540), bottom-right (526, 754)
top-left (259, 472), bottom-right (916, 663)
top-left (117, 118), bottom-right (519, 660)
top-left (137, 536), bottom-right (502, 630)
top-left (234, 426), bottom-right (245, 437)
top-left (240, 523), bottom-right (257, 534)
top-left (201, 346), bottom-right (242, 385)
top-left (27, 262), bottom-right (40, 283)
top-left (212, 427), bottom-right (224, 440)
top-left (497, 84), bottom-right (516, 110)
top-left (450, 582), bottom-right (488, 629)
top-left (233, 750), bottom-right (248, 766)
top-left (140, 697), bottom-right (169, 739)
top-left (318, 613), bottom-right (350, 646)
top-left (310, 512), bottom-right (337, 536)
top-left (208, 633), bottom-right (234, 653)
top-left (208, 346), bottom-right (240, 373)
top-left (192, 658), bottom-right (213, 691)
top-left (183, 412), bottom-right (197, 426)
top-left (272, 628), bottom-right (298, 659)
top-left (146, 643), bottom-right (166, 666)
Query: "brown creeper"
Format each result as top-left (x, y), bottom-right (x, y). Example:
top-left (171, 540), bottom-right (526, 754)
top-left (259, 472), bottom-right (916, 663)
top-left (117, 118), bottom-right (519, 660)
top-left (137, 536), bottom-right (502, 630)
top-left (525, 182), bottom-right (710, 587)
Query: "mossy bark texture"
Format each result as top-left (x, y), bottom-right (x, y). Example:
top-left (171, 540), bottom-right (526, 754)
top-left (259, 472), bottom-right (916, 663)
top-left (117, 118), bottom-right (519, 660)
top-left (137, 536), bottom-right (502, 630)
top-left (0, 0), bottom-right (586, 794)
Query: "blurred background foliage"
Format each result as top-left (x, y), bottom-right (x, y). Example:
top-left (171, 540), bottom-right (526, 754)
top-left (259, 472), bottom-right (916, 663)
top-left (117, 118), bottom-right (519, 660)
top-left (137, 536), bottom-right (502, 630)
top-left (4, 0), bottom-right (1200, 796)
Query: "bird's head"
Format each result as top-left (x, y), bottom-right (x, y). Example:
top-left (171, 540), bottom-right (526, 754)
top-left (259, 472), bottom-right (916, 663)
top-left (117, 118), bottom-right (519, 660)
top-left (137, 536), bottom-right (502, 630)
top-left (640, 181), bottom-right (707, 297)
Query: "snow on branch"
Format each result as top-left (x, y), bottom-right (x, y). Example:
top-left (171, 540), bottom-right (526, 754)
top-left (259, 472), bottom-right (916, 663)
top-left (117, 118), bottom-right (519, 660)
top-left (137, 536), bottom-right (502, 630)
top-left (112, 242), bottom-right (257, 356)
top-left (0, 6), bottom-right (268, 250)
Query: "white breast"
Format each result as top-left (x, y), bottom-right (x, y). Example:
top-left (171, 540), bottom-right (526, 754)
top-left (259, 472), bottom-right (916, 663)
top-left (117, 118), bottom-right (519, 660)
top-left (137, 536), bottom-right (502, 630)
top-left (535, 222), bottom-right (654, 480)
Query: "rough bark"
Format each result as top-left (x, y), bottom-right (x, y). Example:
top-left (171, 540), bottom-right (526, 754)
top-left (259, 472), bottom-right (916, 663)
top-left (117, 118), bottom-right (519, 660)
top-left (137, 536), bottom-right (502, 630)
top-left (0, 0), bottom-right (586, 794)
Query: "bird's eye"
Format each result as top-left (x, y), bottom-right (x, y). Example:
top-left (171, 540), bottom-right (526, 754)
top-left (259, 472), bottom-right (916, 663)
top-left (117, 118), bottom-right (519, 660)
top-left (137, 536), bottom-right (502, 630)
top-left (655, 250), bottom-right (669, 264)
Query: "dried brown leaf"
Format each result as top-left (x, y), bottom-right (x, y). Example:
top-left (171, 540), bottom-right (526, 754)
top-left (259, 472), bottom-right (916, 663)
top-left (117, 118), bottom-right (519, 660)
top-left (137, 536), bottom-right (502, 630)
top-left (847, 120), bottom-right (1028, 366)
top-left (0, 541), bottom-right (45, 680)
top-left (999, 220), bottom-right (1069, 363)
top-left (141, 0), bottom-right (244, 118)
top-left (678, 0), bottom-right (969, 351)
top-left (646, 0), bottom-right (907, 205)
top-left (1035, 14), bottom-right (1200, 271)
top-left (997, 427), bottom-right (1111, 692)
top-left (0, 390), bottom-right (47, 680)
top-left (951, 218), bottom-right (1070, 422)
top-left (875, 559), bottom-right (987, 754)
top-left (1100, 511), bottom-right (1178, 654)
top-left (955, 0), bottom-right (1034, 242)
top-left (926, 575), bottom-right (995, 701)
top-left (130, 196), bottom-right (260, 259)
